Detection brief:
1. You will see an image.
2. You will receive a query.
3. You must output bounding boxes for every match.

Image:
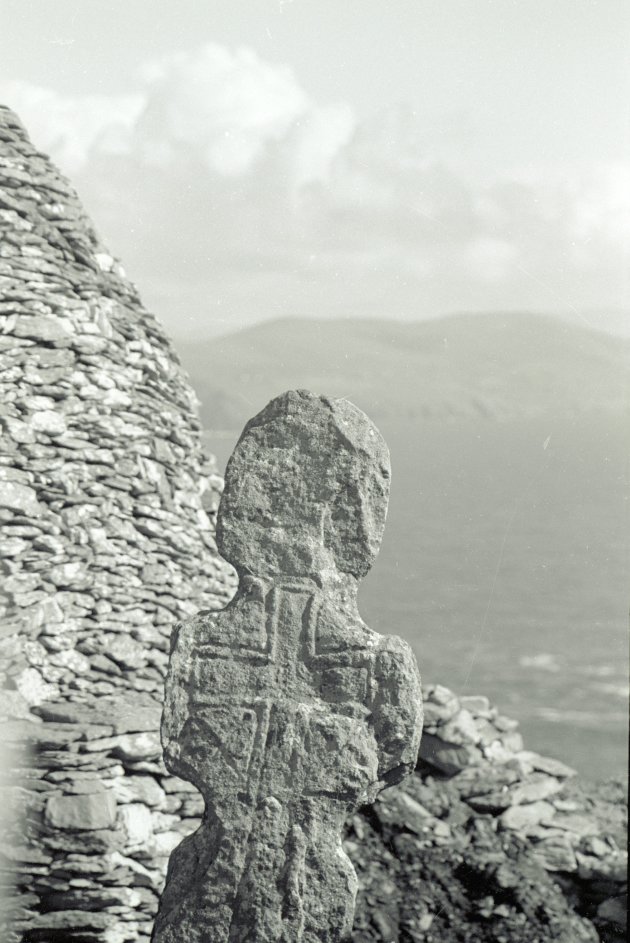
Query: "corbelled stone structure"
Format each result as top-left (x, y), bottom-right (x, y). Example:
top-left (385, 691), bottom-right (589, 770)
top-left (152, 391), bottom-right (423, 943)
top-left (0, 105), bottom-right (235, 941)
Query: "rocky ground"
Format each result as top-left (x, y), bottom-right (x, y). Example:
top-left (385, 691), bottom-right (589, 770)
top-left (348, 685), bottom-right (627, 943)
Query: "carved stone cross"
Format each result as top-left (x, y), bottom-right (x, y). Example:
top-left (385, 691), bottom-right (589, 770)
top-left (152, 390), bottom-right (423, 943)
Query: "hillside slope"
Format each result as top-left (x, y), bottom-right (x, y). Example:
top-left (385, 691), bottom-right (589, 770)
top-left (177, 313), bottom-right (629, 431)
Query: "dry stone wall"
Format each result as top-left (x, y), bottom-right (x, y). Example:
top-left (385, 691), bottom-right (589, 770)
top-left (0, 105), bottom-right (235, 942)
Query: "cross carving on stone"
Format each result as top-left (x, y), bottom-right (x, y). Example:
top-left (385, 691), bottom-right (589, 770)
top-left (152, 390), bottom-right (423, 943)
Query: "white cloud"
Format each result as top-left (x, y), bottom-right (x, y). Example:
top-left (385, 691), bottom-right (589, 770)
top-left (290, 102), bottom-right (356, 190)
top-left (1, 80), bottom-right (143, 174)
top-left (569, 163), bottom-right (630, 248)
top-left (1, 44), bottom-right (627, 337)
top-left (132, 45), bottom-right (311, 176)
top-left (465, 237), bottom-right (519, 283)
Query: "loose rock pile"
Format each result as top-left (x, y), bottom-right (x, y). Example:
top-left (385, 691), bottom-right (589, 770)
top-left (348, 684), bottom-right (627, 943)
top-left (0, 105), bottom-right (235, 941)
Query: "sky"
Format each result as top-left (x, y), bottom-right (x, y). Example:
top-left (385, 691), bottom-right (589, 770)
top-left (0, 0), bottom-right (628, 339)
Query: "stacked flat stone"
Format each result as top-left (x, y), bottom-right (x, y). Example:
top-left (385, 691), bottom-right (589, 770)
top-left (0, 105), bottom-right (236, 942)
top-left (347, 684), bottom-right (627, 943)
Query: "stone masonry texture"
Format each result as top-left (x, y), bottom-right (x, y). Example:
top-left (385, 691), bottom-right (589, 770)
top-left (152, 391), bottom-right (424, 943)
top-left (0, 104), bottom-right (236, 942)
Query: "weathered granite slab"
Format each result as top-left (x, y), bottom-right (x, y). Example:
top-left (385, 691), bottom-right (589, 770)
top-left (153, 390), bottom-right (423, 943)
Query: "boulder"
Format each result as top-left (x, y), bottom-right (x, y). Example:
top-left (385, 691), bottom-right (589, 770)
top-left (44, 791), bottom-right (117, 831)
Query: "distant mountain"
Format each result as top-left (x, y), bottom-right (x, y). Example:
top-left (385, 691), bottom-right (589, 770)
top-left (176, 313), bottom-right (629, 432)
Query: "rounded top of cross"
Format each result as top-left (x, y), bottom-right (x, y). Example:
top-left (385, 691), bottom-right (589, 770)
top-left (217, 390), bottom-right (391, 581)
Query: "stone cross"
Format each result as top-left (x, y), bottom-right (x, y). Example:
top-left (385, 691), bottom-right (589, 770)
top-left (152, 390), bottom-right (423, 943)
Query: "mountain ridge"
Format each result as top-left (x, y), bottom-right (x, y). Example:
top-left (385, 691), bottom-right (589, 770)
top-left (176, 312), bottom-right (629, 431)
